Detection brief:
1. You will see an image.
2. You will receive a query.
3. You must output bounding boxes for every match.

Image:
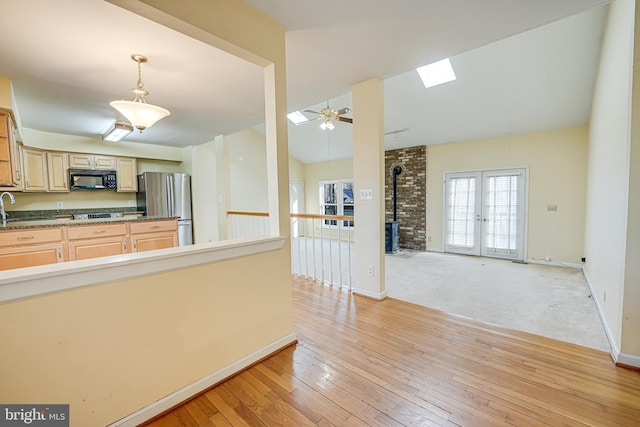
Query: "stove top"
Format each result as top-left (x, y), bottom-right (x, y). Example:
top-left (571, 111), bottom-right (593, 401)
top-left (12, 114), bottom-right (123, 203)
top-left (72, 212), bottom-right (123, 220)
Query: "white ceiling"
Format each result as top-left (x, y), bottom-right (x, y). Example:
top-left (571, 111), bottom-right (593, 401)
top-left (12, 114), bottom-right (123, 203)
top-left (0, 0), bottom-right (609, 164)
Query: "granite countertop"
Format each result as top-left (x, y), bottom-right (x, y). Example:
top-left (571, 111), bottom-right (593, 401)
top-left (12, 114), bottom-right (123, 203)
top-left (0, 216), bottom-right (177, 231)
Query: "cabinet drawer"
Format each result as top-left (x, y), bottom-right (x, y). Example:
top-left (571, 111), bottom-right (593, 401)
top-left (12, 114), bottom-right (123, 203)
top-left (130, 220), bottom-right (177, 234)
top-left (67, 223), bottom-right (127, 240)
top-left (0, 228), bottom-right (64, 248)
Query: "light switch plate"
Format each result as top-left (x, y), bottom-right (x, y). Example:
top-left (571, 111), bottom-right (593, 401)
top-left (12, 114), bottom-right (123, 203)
top-left (360, 189), bottom-right (374, 200)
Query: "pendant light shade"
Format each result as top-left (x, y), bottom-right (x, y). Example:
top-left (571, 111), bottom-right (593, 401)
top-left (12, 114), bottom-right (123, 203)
top-left (110, 54), bottom-right (170, 132)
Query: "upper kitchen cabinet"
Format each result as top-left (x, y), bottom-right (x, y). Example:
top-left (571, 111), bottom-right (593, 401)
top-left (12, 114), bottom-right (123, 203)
top-left (46, 152), bottom-right (69, 192)
top-left (21, 147), bottom-right (48, 192)
top-left (116, 157), bottom-right (137, 192)
top-left (0, 110), bottom-right (22, 190)
top-left (69, 153), bottom-right (116, 170)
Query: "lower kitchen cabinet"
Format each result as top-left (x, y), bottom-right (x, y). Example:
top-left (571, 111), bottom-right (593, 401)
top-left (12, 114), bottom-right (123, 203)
top-left (0, 227), bottom-right (65, 270)
top-left (66, 223), bottom-right (128, 261)
top-left (130, 220), bottom-right (178, 253)
top-left (1, 219), bottom-right (178, 269)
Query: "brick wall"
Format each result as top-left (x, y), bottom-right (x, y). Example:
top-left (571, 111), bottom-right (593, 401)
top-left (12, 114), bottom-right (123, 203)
top-left (384, 146), bottom-right (427, 251)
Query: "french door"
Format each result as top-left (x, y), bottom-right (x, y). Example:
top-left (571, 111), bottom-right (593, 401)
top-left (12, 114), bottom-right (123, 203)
top-left (444, 168), bottom-right (526, 260)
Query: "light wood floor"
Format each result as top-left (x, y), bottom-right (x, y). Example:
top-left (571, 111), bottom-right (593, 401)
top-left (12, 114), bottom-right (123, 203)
top-left (144, 277), bottom-right (640, 426)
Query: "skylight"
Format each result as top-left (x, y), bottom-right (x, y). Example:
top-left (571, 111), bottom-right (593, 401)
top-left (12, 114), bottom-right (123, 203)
top-left (416, 58), bottom-right (456, 89)
top-left (287, 111), bottom-right (309, 125)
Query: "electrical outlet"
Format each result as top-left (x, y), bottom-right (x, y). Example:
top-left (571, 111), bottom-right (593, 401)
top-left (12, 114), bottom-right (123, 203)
top-left (367, 266), bottom-right (374, 277)
top-left (56, 201), bottom-right (63, 209)
top-left (128, 200), bottom-right (135, 207)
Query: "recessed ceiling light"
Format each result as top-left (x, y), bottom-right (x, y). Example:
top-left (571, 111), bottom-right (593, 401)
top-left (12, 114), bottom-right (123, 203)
top-left (287, 111), bottom-right (309, 125)
top-left (416, 58), bottom-right (456, 89)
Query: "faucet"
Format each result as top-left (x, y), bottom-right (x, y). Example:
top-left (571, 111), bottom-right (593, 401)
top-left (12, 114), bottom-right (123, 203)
top-left (0, 192), bottom-right (16, 221)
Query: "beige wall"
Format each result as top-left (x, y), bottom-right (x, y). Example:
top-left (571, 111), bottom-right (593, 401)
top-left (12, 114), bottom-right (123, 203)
top-left (585, 0), bottom-right (637, 360)
top-left (0, 249), bottom-right (293, 427)
top-left (289, 156), bottom-right (304, 183)
top-left (227, 129), bottom-right (269, 212)
top-left (427, 125), bottom-right (588, 264)
top-left (624, 0), bottom-right (640, 360)
top-left (302, 157), bottom-right (353, 215)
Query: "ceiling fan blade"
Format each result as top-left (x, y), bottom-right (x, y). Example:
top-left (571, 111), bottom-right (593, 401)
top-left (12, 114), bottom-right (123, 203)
top-left (384, 128), bottom-right (409, 135)
top-left (303, 109), bottom-right (320, 115)
top-left (335, 108), bottom-right (350, 116)
top-left (336, 116), bottom-right (353, 124)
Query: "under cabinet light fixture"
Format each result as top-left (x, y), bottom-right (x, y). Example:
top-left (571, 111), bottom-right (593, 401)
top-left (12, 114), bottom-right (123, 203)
top-left (102, 122), bottom-right (134, 142)
top-left (416, 58), bottom-right (456, 89)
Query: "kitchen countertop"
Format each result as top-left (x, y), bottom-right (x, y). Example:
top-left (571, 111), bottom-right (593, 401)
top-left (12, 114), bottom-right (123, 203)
top-left (0, 216), bottom-right (178, 231)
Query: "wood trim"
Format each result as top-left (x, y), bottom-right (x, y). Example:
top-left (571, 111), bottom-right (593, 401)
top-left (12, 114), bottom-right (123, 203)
top-left (226, 211), bottom-right (269, 217)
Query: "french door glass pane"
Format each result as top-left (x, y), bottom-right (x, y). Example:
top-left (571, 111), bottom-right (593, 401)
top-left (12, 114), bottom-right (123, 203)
top-left (484, 175), bottom-right (518, 253)
top-left (446, 177), bottom-right (476, 247)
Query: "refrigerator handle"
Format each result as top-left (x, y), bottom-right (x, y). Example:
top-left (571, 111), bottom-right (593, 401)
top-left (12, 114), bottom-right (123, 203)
top-left (166, 175), bottom-right (174, 217)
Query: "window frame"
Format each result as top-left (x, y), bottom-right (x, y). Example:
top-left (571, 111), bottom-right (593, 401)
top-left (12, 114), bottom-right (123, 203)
top-left (319, 179), bottom-right (354, 229)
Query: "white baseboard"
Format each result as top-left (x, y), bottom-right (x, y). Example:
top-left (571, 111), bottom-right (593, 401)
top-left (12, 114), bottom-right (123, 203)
top-left (617, 352), bottom-right (640, 369)
top-left (352, 287), bottom-right (388, 300)
top-left (426, 247), bottom-right (444, 253)
top-left (108, 332), bottom-right (298, 427)
top-left (526, 258), bottom-right (582, 269)
top-left (581, 269), bottom-right (621, 360)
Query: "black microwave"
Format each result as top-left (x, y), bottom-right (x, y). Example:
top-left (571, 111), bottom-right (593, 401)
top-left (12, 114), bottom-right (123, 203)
top-left (69, 169), bottom-right (117, 190)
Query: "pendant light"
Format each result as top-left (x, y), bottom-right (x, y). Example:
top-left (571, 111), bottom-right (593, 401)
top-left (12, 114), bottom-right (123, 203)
top-left (110, 54), bottom-right (170, 132)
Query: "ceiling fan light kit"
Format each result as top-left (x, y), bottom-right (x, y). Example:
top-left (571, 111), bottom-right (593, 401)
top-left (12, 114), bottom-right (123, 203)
top-left (292, 104), bottom-right (352, 130)
top-left (110, 54), bottom-right (170, 133)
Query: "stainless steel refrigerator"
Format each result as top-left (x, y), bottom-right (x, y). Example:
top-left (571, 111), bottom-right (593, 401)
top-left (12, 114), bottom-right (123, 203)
top-left (137, 172), bottom-right (193, 246)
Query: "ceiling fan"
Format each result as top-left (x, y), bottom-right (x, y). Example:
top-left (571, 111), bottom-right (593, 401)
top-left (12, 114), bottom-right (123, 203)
top-left (301, 104), bottom-right (353, 130)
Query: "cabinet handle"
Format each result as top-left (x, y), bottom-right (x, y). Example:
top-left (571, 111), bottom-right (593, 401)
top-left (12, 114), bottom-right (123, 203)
top-left (93, 230), bottom-right (107, 234)
top-left (17, 236), bottom-right (34, 240)
top-left (152, 225), bottom-right (160, 229)
top-left (133, 240), bottom-right (137, 250)
top-left (123, 240), bottom-right (127, 251)
top-left (57, 248), bottom-right (62, 260)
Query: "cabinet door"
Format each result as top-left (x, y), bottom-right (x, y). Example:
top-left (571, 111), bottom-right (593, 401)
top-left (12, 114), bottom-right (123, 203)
top-left (68, 154), bottom-right (93, 169)
top-left (22, 147), bottom-right (48, 191)
top-left (94, 155), bottom-right (116, 170)
top-left (67, 236), bottom-right (127, 261)
top-left (116, 157), bottom-right (137, 192)
top-left (0, 111), bottom-right (20, 189)
top-left (0, 242), bottom-right (64, 270)
top-left (46, 152), bottom-right (69, 192)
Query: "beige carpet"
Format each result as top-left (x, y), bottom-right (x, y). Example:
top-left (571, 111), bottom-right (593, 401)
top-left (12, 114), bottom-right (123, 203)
top-left (385, 250), bottom-right (611, 352)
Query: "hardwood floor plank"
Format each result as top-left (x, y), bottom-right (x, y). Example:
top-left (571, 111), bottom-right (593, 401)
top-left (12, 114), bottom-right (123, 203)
top-left (144, 277), bottom-right (640, 427)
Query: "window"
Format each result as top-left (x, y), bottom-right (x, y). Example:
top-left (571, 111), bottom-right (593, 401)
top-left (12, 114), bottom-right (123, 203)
top-left (319, 180), bottom-right (354, 228)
